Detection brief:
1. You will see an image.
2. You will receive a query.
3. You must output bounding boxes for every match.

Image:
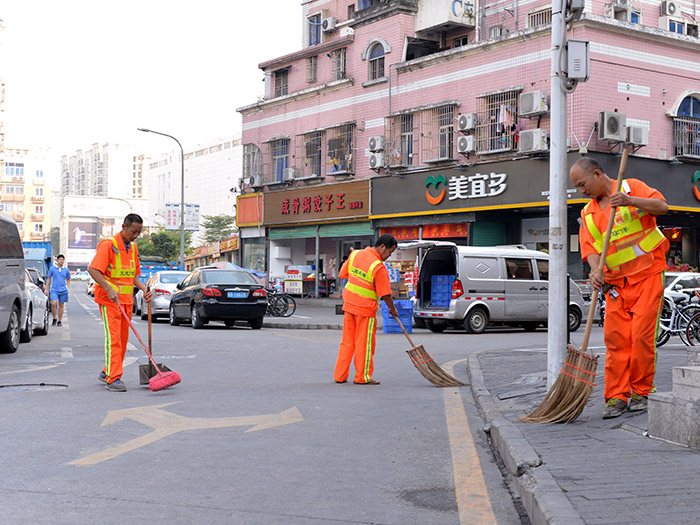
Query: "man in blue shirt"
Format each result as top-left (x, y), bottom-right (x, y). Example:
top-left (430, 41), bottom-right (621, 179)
top-left (46, 254), bottom-right (71, 327)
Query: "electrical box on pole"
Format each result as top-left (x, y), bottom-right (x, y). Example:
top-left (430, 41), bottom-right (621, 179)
top-left (566, 39), bottom-right (590, 81)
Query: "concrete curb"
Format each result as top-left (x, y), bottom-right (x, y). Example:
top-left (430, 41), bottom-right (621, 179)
top-left (467, 353), bottom-right (585, 525)
top-left (263, 321), bottom-right (343, 330)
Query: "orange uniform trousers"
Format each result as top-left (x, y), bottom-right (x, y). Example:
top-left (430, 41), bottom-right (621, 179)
top-left (99, 302), bottom-right (132, 383)
top-left (603, 272), bottom-right (664, 403)
top-left (334, 312), bottom-right (377, 384)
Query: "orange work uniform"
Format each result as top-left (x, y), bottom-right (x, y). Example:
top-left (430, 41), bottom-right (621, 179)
top-left (579, 178), bottom-right (669, 403)
top-left (333, 247), bottom-right (392, 384)
top-left (89, 234), bottom-right (140, 383)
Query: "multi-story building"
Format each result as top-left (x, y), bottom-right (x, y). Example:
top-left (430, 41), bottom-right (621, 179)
top-left (237, 0), bottom-right (700, 284)
top-left (0, 147), bottom-right (53, 243)
top-left (147, 138), bottom-right (242, 245)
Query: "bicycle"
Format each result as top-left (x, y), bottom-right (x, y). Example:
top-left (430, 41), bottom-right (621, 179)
top-left (656, 290), bottom-right (700, 347)
top-left (266, 289), bottom-right (297, 318)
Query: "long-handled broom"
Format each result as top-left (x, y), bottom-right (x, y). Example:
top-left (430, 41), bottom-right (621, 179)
top-left (393, 314), bottom-right (467, 387)
top-left (118, 303), bottom-right (181, 392)
top-left (523, 148), bottom-right (629, 423)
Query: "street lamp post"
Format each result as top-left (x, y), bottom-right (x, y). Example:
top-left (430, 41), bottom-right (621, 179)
top-left (138, 128), bottom-right (185, 269)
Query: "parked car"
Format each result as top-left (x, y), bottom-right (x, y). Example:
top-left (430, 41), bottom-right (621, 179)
top-left (26, 267), bottom-right (46, 294)
top-left (0, 211), bottom-right (28, 353)
top-left (408, 242), bottom-right (585, 333)
top-left (134, 270), bottom-right (189, 320)
top-left (169, 268), bottom-right (267, 329)
top-left (21, 269), bottom-right (50, 342)
top-left (664, 272), bottom-right (700, 302)
top-left (72, 270), bottom-right (90, 281)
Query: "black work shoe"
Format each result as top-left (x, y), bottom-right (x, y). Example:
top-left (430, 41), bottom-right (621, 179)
top-left (52, 319), bottom-right (57, 326)
top-left (105, 379), bottom-right (126, 392)
top-left (603, 398), bottom-right (627, 419)
top-left (98, 372), bottom-right (108, 384)
top-left (628, 393), bottom-right (648, 412)
top-left (57, 321), bottom-right (62, 327)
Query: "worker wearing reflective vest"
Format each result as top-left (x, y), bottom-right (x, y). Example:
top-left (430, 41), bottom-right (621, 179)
top-left (571, 157), bottom-right (669, 419)
top-left (88, 214), bottom-right (152, 392)
top-left (334, 235), bottom-right (398, 385)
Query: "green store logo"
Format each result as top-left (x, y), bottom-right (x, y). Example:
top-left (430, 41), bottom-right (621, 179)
top-left (425, 175), bottom-right (447, 205)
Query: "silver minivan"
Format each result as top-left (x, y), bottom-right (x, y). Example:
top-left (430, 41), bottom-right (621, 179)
top-left (0, 212), bottom-right (28, 353)
top-left (409, 242), bottom-right (585, 334)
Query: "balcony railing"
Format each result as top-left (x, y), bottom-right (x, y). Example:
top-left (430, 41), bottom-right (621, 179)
top-left (673, 116), bottom-right (700, 159)
top-left (29, 232), bottom-right (44, 240)
top-left (31, 213), bottom-right (44, 221)
top-left (1, 194), bottom-right (25, 202)
top-left (31, 195), bottom-right (44, 203)
top-left (12, 211), bottom-right (24, 220)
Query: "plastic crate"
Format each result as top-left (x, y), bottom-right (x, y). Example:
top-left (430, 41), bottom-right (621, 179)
top-left (431, 275), bottom-right (454, 308)
top-left (382, 314), bottom-right (413, 334)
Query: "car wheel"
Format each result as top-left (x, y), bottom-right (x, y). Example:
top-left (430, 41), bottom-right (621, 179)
top-left (414, 316), bottom-right (427, 329)
top-left (169, 305), bottom-right (180, 326)
top-left (20, 306), bottom-right (33, 343)
top-left (191, 305), bottom-right (204, 329)
top-left (35, 304), bottom-right (50, 336)
top-left (224, 320), bottom-right (235, 327)
top-left (0, 304), bottom-right (21, 353)
top-left (140, 307), bottom-right (148, 321)
top-left (568, 306), bottom-right (582, 333)
top-left (463, 308), bottom-right (488, 334)
top-left (426, 319), bottom-right (447, 333)
top-left (248, 317), bottom-right (263, 330)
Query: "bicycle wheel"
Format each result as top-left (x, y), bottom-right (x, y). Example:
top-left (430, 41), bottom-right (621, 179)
top-left (268, 295), bottom-right (285, 317)
top-left (686, 312), bottom-right (700, 346)
top-left (679, 305), bottom-right (700, 346)
top-left (281, 294), bottom-right (296, 317)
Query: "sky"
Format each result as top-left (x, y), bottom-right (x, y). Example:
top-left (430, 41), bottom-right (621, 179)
top-left (0, 1), bottom-right (302, 185)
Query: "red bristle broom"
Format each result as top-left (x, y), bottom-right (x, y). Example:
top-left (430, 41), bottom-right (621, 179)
top-left (119, 303), bottom-right (181, 391)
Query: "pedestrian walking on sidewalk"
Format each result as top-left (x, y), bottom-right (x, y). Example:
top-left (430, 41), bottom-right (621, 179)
top-left (571, 157), bottom-right (669, 418)
top-left (88, 214), bottom-right (152, 392)
top-left (46, 254), bottom-right (71, 327)
top-left (333, 235), bottom-right (398, 385)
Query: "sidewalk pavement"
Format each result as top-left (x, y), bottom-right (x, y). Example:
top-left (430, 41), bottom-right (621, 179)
top-left (266, 301), bottom-right (700, 524)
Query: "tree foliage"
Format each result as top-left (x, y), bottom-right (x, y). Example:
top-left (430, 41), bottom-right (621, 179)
top-left (201, 214), bottom-right (237, 243)
top-left (137, 230), bottom-right (192, 261)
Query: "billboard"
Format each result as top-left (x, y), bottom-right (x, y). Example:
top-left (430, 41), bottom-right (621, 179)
top-left (165, 203), bottom-right (200, 231)
top-left (68, 220), bottom-right (100, 250)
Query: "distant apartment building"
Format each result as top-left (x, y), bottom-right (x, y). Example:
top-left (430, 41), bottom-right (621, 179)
top-left (237, 0), bottom-right (700, 284)
top-left (147, 138), bottom-right (242, 244)
top-left (0, 147), bottom-right (53, 243)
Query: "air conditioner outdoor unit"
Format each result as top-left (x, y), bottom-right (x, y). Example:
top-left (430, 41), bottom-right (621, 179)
top-left (626, 125), bottom-right (649, 146)
top-left (519, 90), bottom-right (549, 117)
top-left (598, 111), bottom-right (627, 142)
top-left (661, 0), bottom-right (680, 16)
top-left (457, 113), bottom-right (477, 132)
top-left (283, 167), bottom-right (297, 182)
top-left (322, 17), bottom-right (337, 32)
top-left (369, 152), bottom-right (384, 170)
top-left (518, 129), bottom-right (548, 153)
top-left (457, 135), bottom-right (475, 154)
top-left (251, 175), bottom-right (263, 188)
top-left (368, 136), bottom-right (385, 152)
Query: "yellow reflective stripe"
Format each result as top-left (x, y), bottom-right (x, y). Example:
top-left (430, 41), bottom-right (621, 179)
top-left (584, 213), bottom-right (605, 252)
top-left (610, 217), bottom-right (643, 241)
top-left (103, 277), bottom-right (134, 295)
top-left (363, 317), bottom-right (375, 382)
top-left (605, 228), bottom-right (665, 268)
top-left (606, 246), bottom-right (637, 268)
top-left (111, 269), bottom-right (136, 278)
top-left (367, 259), bottom-right (382, 279)
top-left (639, 227), bottom-right (665, 252)
top-left (345, 282), bottom-right (378, 300)
top-left (100, 304), bottom-right (112, 379)
top-left (349, 266), bottom-right (372, 283)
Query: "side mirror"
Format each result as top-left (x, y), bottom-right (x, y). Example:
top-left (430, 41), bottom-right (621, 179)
top-left (674, 284), bottom-right (683, 291)
top-left (37, 278), bottom-right (45, 286)
top-left (176, 282), bottom-right (183, 289)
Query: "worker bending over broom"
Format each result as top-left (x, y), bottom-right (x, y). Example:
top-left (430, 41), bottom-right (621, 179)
top-left (334, 235), bottom-right (398, 385)
top-left (571, 157), bottom-right (669, 418)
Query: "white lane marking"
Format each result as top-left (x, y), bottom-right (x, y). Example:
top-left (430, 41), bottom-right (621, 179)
top-left (61, 347), bottom-right (74, 359)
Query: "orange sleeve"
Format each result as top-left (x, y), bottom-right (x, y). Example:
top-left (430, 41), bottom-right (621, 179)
top-left (339, 258), bottom-right (350, 279)
top-left (627, 179), bottom-right (666, 205)
top-left (89, 239), bottom-right (113, 274)
top-left (579, 211), bottom-right (598, 262)
top-left (133, 243), bottom-right (141, 276)
top-left (374, 264), bottom-right (392, 298)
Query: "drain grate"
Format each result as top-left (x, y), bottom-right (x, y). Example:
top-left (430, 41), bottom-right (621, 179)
top-left (0, 383), bottom-right (69, 392)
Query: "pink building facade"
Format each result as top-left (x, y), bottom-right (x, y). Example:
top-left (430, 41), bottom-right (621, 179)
top-left (238, 0), bottom-right (700, 285)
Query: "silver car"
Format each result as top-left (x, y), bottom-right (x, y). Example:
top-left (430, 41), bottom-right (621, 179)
top-left (21, 269), bottom-right (50, 342)
top-left (134, 270), bottom-right (189, 320)
top-left (0, 211), bottom-right (27, 353)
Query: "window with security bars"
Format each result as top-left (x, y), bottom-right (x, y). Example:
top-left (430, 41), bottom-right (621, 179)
top-left (262, 140), bottom-right (290, 183)
top-left (368, 43), bottom-right (385, 80)
top-left (307, 56), bottom-right (317, 83)
top-left (243, 144), bottom-right (262, 179)
top-left (673, 117), bottom-right (700, 158)
top-left (421, 105), bottom-right (456, 162)
top-left (331, 48), bottom-right (346, 81)
top-left (386, 113), bottom-right (417, 166)
top-left (297, 131), bottom-right (324, 177)
top-left (327, 124), bottom-right (354, 174)
top-left (527, 8), bottom-right (552, 28)
top-left (475, 91), bottom-right (519, 154)
top-left (274, 69), bottom-right (288, 97)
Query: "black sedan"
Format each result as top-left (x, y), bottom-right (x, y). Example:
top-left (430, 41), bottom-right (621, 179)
top-left (169, 268), bottom-right (267, 329)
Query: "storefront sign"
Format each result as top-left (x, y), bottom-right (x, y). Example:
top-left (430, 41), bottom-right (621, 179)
top-left (381, 223), bottom-right (468, 240)
top-left (264, 180), bottom-right (369, 225)
top-left (220, 237), bottom-right (240, 251)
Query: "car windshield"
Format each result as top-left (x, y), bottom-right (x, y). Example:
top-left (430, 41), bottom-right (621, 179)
top-left (202, 270), bottom-right (257, 285)
top-left (160, 272), bottom-right (188, 284)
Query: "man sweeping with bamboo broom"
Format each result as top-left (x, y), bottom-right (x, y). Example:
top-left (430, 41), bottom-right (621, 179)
top-left (571, 157), bottom-right (669, 419)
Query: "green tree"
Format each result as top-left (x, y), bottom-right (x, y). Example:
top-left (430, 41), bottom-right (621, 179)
top-left (137, 230), bottom-right (192, 262)
top-left (201, 214), bottom-right (237, 243)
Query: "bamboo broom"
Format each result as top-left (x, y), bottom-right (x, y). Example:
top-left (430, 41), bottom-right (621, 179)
top-left (522, 148), bottom-right (629, 423)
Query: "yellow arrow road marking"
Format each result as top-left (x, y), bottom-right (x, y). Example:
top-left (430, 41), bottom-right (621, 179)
top-left (70, 403), bottom-right (303, 466)
top-left (442, 359), bottom-right (497, 524)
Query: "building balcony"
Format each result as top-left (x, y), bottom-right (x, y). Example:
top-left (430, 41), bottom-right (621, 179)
top-left (31, 213), bottom-right (44, 221)
top-left (29, 232), bottom-right (45, 240)
top-left (1, 194), bottom-right (25, 202)
top-left (11, 211), bottom-right (24, 221)
top-left (31, 195), bottom-right (45, 203)
top-left (673, 117), bottom-right (700, 160)
top-left (33, 177), bottom-right (45, 186)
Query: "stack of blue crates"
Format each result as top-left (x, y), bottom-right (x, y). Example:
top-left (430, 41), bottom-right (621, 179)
top-left (384, 263), bottom-right (401, 282)
top-left (431, 275), bottom-right (454, 308)
top-left (381, 299), bottom-right (413, 334)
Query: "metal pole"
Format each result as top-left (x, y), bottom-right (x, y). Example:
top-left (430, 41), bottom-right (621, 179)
top-left (315, 225), bottom-right (320, 299)
top-left (546, 0), bottom-right (568, 389)
top-left (137, 128), bottom-right (185, 269)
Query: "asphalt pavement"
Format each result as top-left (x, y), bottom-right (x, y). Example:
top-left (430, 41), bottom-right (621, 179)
top-left (276, 299), bottom-right (700, 525)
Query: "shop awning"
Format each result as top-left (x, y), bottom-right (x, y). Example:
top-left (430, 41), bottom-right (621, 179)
top-left (269, 222), bottom-right (373, 239)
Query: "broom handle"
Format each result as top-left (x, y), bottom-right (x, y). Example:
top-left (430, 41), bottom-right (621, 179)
top-left (147, 287), bottom-right (154, 377)
top-left (392, 312), bottom-right (417, 348)
top-left (118, 303), bottom-right (163, 373)
top-left (580, 147), bottom-right (629, 352)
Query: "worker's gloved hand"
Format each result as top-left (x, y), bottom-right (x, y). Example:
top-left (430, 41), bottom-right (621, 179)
top-left (144, 289), bottom-right (153, 303)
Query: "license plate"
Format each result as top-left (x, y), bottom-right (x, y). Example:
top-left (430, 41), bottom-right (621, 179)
top-left (228, 291), bottom-right (248, 299)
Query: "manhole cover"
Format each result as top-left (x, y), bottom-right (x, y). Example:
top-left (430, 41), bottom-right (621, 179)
top-left (0, 383), bottom-right (68, 392)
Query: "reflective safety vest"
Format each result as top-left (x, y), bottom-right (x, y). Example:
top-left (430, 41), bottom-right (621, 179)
top-left (343, 248), bottom-right (384, 309)
top-left (102, 236), bottom-right (137, 302)
top-left (583, 189), bottom-right (666, 279)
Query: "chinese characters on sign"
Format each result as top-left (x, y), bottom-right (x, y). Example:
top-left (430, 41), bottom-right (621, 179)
top-left (281, 193), bottom-right (360, 216)
top-left (164, 203), bottom-right (200, 231)
top-left (448, 172), bottom-right (507, 201)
